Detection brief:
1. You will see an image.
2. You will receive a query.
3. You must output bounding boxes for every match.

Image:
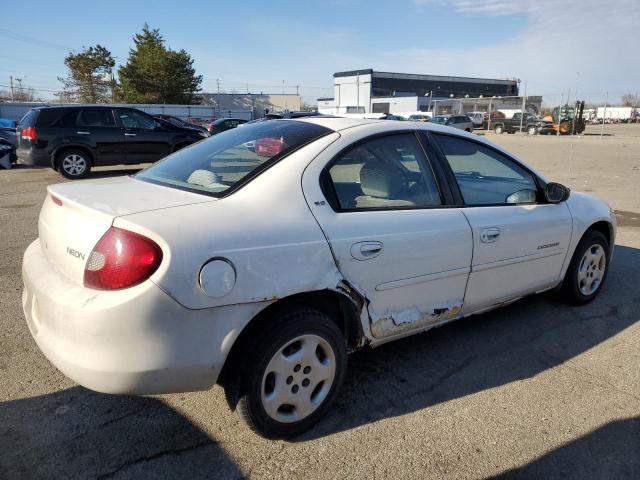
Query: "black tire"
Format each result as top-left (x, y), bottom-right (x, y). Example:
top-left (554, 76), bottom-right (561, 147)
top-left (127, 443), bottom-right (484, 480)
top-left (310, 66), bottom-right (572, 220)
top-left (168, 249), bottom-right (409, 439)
top-left (528, 125), bottom-right (537, 135)
top-left (56, 149), bottom-right (91, 179)
top-left (561, 230), bottom-right (610, 304)
top-left (494, 124), bottom-right (504, 134)
top-left (233, 308), bottom-right (347, 439)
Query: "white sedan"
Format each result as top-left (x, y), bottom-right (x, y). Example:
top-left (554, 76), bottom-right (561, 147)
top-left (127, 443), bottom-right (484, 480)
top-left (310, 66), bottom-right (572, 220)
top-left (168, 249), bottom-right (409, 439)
top-left (22, 117), bottom-right (615, 439)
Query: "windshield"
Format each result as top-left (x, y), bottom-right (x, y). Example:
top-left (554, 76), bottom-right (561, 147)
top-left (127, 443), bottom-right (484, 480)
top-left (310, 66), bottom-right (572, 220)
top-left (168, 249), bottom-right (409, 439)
top-left (431, 116), bottom-right (447, 124)
top-left (136, 120), bottom-right (331, 196)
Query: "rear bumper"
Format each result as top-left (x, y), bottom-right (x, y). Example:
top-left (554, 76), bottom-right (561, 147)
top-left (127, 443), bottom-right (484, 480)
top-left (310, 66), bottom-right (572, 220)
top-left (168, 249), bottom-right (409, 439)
top-left (17, 146), bottom-right (51, 167)
top-left (22, 239), bottom-right (258, 395)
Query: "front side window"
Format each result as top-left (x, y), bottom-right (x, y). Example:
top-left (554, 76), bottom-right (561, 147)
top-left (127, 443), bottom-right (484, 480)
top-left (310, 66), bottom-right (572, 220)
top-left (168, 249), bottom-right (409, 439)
top-left (433, 134), bottom-right (538, 205)
top-left (117, 109), bottom-right (156, 129)
top-left (77, 109), bottom-right (115, 127)
top-left (136, 120), bottom-right (330, 196)
top-left (327, 133), bottom-right (441, 210)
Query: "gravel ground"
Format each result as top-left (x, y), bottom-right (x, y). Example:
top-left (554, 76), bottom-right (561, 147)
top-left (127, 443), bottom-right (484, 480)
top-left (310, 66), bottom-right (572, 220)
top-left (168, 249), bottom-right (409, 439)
top-left (1, 128), bottom-right (639, 479)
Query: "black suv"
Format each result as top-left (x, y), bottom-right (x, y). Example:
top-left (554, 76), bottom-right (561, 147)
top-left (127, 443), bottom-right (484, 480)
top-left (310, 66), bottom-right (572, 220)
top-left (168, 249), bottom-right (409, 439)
top-left (17, 106), bottom-right (207, 179)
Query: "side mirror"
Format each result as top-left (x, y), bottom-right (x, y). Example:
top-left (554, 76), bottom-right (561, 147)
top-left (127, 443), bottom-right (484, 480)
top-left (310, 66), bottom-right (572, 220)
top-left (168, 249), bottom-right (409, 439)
top-left (544, 182), bottom-right (570, 203)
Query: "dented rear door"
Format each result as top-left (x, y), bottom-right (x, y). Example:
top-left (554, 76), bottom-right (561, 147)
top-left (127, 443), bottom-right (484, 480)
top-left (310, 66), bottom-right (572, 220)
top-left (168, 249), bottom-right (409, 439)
top-left (303, 130), bottom-right (473, 340)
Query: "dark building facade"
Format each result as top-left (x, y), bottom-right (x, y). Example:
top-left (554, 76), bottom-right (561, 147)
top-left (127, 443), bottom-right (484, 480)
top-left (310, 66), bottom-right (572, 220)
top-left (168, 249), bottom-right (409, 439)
top-left (334, 69), bottom-right (519, 99)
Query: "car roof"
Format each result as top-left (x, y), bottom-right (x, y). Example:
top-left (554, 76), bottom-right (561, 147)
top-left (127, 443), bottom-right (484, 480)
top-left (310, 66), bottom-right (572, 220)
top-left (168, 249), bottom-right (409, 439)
top-left (292, 116), bottom-right (547, 181)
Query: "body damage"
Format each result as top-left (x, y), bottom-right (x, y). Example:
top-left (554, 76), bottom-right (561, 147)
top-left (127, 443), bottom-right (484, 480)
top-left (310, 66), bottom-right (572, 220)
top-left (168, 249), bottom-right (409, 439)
top-left (369, 301), bottom-right (463, 339)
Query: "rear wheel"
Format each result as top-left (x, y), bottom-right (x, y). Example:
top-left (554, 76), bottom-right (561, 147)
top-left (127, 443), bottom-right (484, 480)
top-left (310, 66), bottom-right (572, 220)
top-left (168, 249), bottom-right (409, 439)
top-left (56, 149), bottom-right (91, 179)
top-left (528, 125), bottom-right (537, 135)
top-left (234, 308), bottom-right (347, 439)
top-left (494, 124), bottom-right (504, 134)
top-left (561, 230), bottom-right (610, 304)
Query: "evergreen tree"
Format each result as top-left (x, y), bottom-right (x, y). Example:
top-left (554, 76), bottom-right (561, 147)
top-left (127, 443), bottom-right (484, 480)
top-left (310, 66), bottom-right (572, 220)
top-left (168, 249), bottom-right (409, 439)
top-left (117, 24), bottom-right (202, 104)
top-left (58, 45), bottom-right (115, 103)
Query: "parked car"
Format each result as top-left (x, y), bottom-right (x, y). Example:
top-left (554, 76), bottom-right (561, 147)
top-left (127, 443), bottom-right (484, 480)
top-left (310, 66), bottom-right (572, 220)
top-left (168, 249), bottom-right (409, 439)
top-left (154, 114), bottom-right (209, 135)
top-left (378, 114), bottom-right (406, 121)
top-left (466, 112), bottom-right (484, 128)
top-left (265, 111), bottom-right (323, 119)
top-left (208, 118), bottom-right (248, 135)
top-left (492, 113), bottom-right (555, 135)
top-left (22, 118), bottom-right (615, 439)
top-left (0, 119), bottom-right (17, 168)
top-left (407, 114), bottom-right (431, 122)
top-left (16, 106), bottom-right (207, 179)
top-left (430, 115), bottom-right (474, 132)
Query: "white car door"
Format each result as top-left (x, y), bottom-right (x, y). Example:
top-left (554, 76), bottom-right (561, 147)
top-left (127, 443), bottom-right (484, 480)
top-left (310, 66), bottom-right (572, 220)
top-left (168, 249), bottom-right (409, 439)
top-left (430, 132), bottom-right (573, 313)
top-left (302, 130), bottom-right (473, 341)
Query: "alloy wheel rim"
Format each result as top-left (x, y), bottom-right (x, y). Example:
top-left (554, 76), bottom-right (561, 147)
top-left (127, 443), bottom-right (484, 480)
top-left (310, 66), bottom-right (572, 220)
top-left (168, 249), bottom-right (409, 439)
top-left (261, 334), bottom-right (336, 423)
top-left (62, 154), bottom-right (86, 176)
top-left (577, 244), bottom-right (606, 295)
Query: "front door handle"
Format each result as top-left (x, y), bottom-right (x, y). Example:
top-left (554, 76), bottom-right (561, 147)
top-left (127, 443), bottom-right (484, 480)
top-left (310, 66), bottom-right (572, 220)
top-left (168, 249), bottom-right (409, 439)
top-left (350, 241), bottom-right (384, 261)
top-left (480, 227), bottom-right (501, 243)
top-left (76, 131), bottom-right (90, 135)
top-left (124, 133), bottom-right (137, 137)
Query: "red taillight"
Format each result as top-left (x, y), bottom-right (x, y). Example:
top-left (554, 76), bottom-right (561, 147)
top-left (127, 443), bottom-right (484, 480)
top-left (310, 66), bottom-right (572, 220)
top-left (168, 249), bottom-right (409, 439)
top-left (84, 227), bottom-right (163, 290)
top-left (256, 137), bottom-right (286, 157)
top-left (50, 195), bottom-right (63, 206)
top-left (21, 126), bottom-right (36, 141)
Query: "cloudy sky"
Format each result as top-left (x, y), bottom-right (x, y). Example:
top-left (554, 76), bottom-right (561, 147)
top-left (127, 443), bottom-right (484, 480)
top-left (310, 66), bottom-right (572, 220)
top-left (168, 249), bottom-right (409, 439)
top-left (1, 0), bottom-right (637, 103)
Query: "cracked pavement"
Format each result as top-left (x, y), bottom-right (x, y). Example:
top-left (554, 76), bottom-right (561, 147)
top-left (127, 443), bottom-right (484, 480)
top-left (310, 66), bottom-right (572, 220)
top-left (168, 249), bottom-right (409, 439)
top-left (1, 132), bottom-right (639, 479)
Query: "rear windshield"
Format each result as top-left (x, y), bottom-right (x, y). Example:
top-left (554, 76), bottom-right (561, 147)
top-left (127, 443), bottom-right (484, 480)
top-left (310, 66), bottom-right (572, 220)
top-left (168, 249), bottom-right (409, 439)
top-left (19, 109), bottom-right (39, 127)
top-left (136, 120), bottom-right (331, 196)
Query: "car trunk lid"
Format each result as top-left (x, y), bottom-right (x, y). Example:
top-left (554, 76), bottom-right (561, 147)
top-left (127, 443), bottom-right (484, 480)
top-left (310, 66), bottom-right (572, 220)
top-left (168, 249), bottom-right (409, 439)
top-left (39, 176), bottom-right (213, 285)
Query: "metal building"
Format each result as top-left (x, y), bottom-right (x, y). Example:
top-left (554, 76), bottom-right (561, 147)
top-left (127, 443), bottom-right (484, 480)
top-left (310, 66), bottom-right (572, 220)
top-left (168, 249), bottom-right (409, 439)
top-left (317, 69), bottom-right (519, 115)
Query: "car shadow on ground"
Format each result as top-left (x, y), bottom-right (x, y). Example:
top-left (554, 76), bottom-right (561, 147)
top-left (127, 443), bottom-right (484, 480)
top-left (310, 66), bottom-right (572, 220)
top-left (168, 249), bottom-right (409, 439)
top-left (302, 244), bottom-right (639, 444)
top-left (494, 416), bottom-right (640, 479)
top-left (0, 388), bottom-right (243, 480)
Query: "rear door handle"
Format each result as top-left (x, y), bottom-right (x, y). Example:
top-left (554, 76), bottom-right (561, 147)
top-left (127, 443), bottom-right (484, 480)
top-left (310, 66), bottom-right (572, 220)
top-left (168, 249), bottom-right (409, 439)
top-left (76, 131), bottom-right (90, 135)
top-left (480, 227), bottom-right (501, 243)
top-left (124, 133), bottom-right (137, 137)
top-left (350, 241), bottom-right (384, 261)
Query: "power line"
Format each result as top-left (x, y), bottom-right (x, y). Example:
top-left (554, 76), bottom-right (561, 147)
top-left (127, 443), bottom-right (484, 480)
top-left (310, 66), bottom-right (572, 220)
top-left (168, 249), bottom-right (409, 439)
top-left (0, 28), bottom-right (72, 51)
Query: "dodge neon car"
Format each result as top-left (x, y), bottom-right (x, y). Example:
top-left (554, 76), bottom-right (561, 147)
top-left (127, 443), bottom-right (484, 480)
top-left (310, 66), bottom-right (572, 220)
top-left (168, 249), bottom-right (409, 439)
top-left (22, 117), bottom-right (615, 439)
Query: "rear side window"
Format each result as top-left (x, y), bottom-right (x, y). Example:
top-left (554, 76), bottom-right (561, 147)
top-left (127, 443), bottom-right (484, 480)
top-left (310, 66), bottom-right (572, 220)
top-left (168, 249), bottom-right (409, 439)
top-left (136, 120), bottom-right (331, 196)
top-left (52, 111), bottom-right (78, 127)
top-left (19, 110), bottom-right (39, 127)
top-left (78, 109), bottom-right (115, 127)
top-left (327, 133), bottom-right (442, 210)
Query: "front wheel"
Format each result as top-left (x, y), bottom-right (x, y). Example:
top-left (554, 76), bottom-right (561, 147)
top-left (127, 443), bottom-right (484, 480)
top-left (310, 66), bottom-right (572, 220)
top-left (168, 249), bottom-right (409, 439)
top-left (561, 230), bottom-right (610, 304)
top-left (528, 125), bottom-right (537, 135)
top-left (235, 308), bottom-right (347, 439)
top-left (56, 149), bottom-right (91, 179)
top-left (494, 125), bottom-right (504, 134)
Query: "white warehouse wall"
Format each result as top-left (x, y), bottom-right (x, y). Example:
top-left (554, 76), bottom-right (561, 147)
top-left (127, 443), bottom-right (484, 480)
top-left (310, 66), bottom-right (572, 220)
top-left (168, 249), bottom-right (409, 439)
top-left (334, 73), bottom-right (372, 114)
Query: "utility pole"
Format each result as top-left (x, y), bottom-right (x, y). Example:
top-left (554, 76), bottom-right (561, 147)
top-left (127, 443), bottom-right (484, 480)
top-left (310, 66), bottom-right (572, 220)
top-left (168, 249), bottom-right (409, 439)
top-left (216, 79), bottom-right (220, 94)
top-left (9, 76), bottom-right (14, 101)
top-left (519, 79), bottom-right (527, 134)
top-left (356, 73), bottom-right (360, 113)
top-left (282, 80), bottom-right (285, 95)
top-left (296, 85), bottom-right (299, 96)
top-left (601, 91), bottom-right (608, 138)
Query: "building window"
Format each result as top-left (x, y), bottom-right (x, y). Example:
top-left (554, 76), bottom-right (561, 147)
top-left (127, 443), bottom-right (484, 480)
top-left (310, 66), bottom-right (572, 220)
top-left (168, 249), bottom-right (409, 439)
top-left (346, 106), bottom-right (365, 114)
top-left (371, 103), bottom-right (389, 114)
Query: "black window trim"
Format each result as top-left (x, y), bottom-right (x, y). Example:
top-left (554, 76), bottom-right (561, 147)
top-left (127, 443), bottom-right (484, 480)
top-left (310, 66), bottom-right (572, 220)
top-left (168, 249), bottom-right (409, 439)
top-left (426, 130), bottom-right (550, 208)
top-left (320, 129), bottom-right (456, 213)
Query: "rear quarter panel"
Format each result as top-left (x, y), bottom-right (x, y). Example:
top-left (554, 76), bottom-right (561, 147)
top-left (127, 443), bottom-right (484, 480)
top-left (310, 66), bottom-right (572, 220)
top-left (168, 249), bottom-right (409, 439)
top-left (114, 132), bottom-right (344, 310)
